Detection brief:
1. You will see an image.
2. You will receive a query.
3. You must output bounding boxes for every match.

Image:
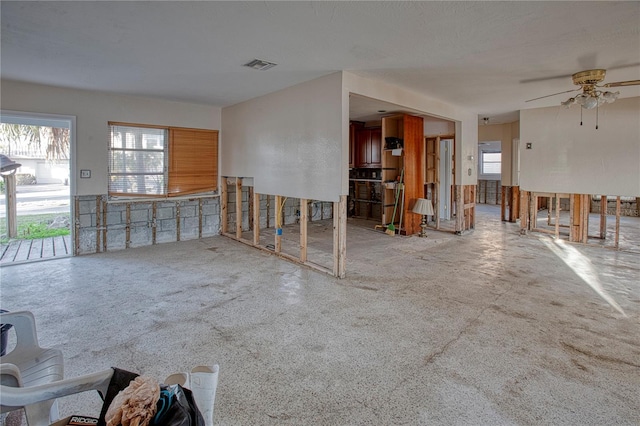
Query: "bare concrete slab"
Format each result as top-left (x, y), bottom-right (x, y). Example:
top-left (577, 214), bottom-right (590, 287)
top-left (1, 206), bottom-right (638, 424)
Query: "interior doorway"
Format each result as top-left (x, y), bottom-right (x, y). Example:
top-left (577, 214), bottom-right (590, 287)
top-left (439, 138), bottom-right (453, 220)
top-left (476, 141), bottom-right (502, 210)
top-left (0, 111), bottom-right (75, 264)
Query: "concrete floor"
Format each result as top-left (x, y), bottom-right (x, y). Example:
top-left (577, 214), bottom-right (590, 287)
top-left (1, 206), bottom-right (639, 425)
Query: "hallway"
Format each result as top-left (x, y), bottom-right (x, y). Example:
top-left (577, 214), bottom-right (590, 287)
top-left (1, 207), bottom-right (638, 425)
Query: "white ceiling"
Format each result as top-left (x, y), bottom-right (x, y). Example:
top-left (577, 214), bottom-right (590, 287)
top-left (2, 1), bottom-right (639, 125)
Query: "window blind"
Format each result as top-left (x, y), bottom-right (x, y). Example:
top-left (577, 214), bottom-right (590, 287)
top-left (109, 125), bottom-right (167, 195)
top-left (168, 128), bottom-right (218, 196)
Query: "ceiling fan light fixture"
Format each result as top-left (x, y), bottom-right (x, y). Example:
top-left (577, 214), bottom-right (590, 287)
top-left (602, 91), bottom-right (619, 103)
top-left (534, 68), bottom-right (640, 129)
top-left (574, 93), bottom-right (588, 106)
top-left (581, 96), bottom-right (599, 110)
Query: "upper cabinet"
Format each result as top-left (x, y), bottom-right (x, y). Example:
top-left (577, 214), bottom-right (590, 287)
top-left (349, 121), bottom-right (361, 168)
top-left (354, 127), bottom-right (382, 168)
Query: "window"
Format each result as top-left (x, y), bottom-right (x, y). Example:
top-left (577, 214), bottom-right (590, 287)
top-left (481, 151), bottom-right (501, 175)
top-left (109, 122), bottom-right (218, 197)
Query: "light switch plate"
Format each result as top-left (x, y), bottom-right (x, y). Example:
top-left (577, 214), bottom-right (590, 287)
top-left (80, 169), bottom-right (91, 178)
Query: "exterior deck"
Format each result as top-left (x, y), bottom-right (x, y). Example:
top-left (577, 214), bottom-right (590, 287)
top-left (0, 236), bottom-right (71, 265)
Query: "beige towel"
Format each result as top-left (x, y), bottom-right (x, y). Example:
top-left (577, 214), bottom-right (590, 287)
top-left (105, 376), bottom-right (160, 426)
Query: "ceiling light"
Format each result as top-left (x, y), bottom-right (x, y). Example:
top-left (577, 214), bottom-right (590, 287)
top-left (243, 59), bottom-right (277, 71)
top-left (528, 68), bottom-right (638, 130)
top-left (562, 88), bottom-right (620, 129)
top-left (582, 96), bottom-right (598, 110)
top-left (601, 91), bottom-right (619, 102)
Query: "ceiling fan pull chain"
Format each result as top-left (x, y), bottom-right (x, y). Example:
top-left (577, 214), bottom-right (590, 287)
top-left (580, 107), bottom-right (583, 126)
top-left (596, 103), bottom-right (599, 130)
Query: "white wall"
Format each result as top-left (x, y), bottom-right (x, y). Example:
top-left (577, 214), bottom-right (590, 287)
top-left (1, 80), bottom-right (221, 196)
top-left (343, 72), bottom-right (478, 185)
top-left (424, 117), bottom-right (455, 137)
top-left (221, 72), bottom-right (344, 201)
top-left (520, 97), bottom-right (640, 196)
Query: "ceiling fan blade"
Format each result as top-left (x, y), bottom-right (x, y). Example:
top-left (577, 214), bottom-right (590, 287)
top-left (602, 80), bottom-right (640, 88)
top-left (520, 74), bottom-right (573, 84)
top-left (525, 89), bottom-right (580, 103)
top-left (520, 62), bottom-right (640, 84)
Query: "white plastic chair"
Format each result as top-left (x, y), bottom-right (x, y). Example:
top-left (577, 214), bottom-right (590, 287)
top-left (0, 310), bottom-right (65, 424)
top-left (0, 312), bottom-right (219, 425)
top-left (0, 369), bottom-right (114, 426)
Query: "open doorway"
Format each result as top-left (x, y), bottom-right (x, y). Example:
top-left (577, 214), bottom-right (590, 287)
top-left (476, 141), bottom-right (502, 217)
top-left (0, 111), bottom-right (74, 264)
top-left (439, 138), bottom-right (454, 221)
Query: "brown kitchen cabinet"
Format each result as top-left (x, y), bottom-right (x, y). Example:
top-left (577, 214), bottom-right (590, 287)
top-left (355, 127), bottom-right (382, 168)
top-left (349, 121), bottom-right (363, 168)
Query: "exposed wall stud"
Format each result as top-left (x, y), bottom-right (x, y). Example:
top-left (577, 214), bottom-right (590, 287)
top-left (582, 194), bottom-right (590, 243)
top-left (511, 186), bottom-right (520, 223)
top-left (221, 177), bottom-right (228, 234)
top-left (236, 177), bottom-right (243, 239)
top-left (253, 192), bottom-right (261, 246)
top-left (615, 196), bottom-right (621, 249)
top-left (519, 190), bottom-right (526, 232)
top-left (102, 199), bottom-right (108, 252)
top-left (126, 204), bottom-right (131, 249)
top-left (338, 195), bottom-right (347, 278)
top-left (599, 195), bottom-right (607, 239)
top-left (555, 194), bottom-right (561, 239)
top-left (74, 196), bottom-right (80, 255)
top-left (275, 195), bottom-right (282, 253)
top-left (531, 194), bottom-right (538, 232)
top-left (198, 198), bottom-right (203, 239)
top-left (333, 198), bottom-right (339, 277)
top-left (176, 201), bottom-right (181, 241)
top-left (266, 195), bottom-right (271, 229)
top-left (455, 185), bottom-right (463, 233)
top-left (300, 198), bottom-right (308, 262)
top-left (95, 197), bottom-right (101, 253)
top-left (248, 187), bottom-right (254, 232)
top-left (152, 201), bottom-right (157, 245)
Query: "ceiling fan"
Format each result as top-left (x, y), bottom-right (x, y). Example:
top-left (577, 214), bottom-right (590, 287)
top-left (525, 69), bottom-right (640, 128)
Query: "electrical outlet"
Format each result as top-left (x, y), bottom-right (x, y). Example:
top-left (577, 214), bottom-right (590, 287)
top-left (80, 169), bottom-right (91, 178)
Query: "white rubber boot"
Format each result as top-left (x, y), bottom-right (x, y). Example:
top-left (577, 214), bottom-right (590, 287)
top-left (164, 372), bottom-right (190, 388)
top-left (190, 365), bottom-right (219, 426)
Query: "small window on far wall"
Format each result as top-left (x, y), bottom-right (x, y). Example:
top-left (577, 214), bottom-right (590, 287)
top-left (108, 122), bottom-right (218, 197)
top-left (481, 151), bottom-right (501, 175)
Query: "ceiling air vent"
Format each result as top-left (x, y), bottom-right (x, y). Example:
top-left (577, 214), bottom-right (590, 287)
top-left (244, 59), bottom-right (277, 71)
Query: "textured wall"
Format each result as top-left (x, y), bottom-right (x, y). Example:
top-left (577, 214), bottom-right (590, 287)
top-left (520, 97), bottom-right (640, 196)
top-left (221, 73), bottom-right (343, 202)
